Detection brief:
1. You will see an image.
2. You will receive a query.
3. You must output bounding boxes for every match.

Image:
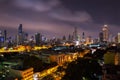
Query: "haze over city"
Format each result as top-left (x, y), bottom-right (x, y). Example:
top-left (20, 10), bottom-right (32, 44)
top-left (0, 0), bottom-right (120, 38)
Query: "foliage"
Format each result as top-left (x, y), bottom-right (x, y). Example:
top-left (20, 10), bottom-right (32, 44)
top-left (62, 58), bottom-right (102, 80)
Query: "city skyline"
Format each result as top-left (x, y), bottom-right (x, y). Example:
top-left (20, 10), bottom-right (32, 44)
top-left (0, 0), bottom-right (120, 38)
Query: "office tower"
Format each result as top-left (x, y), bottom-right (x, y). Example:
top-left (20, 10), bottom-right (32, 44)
top-left (24, 33), bottom-right (28, 41)
top-left (18, 24), bottom-right (23, 34)
top-left (35, 33), bottom-right (41, 46)
top-left (118, 33), bottom-right (120, 43)
top-left (73, 27), bottom-right (78, 41)
top-left (81, 32), bottom-right (85, 43)
top-left (102, 25), bottom-right (109, 42)
top-left (68, 34), bottom-right (73, 41)
top-left (62, 35), bottom-right (66, 41)
top-left (17, 24), bottom-right (23, 45)
top-left (0, 30), bottom-right (4, 47)
top-left (99, 32), bottom-right (103, 42)
top-left (82, 32), bottom-right (85, 40)
top-left (4, 30), bottom-right (7, 41)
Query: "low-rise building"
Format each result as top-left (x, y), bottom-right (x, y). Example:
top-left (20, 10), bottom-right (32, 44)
top-left (9, 67), bottom-right (34, 80)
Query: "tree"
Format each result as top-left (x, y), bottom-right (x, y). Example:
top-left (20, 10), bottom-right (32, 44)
top-left (62, 58), bottom-right (102, 80)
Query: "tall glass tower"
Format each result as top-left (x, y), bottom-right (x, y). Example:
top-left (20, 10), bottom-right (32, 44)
top-left (102, 25), bottom-right (109, 42)
top-left (18, 24), bottom-right (23, 34)
top-left (18, 24), bottom-right (23, 45)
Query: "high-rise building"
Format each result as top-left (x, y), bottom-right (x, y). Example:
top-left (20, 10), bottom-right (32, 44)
top-left (102, 25), bottom-right (109, 42)
top-left (81, 32), bottom-right (86, 44)
top-left (17, 24), bottom-right (23, 45)
top-left (73, 27), bottom-right (78, 41)
top-left (68, 34), bottom-right (73, 41)
top-left (118, 33), bottom-right (120, 43)
top-left (24, 33), bottom-right (28, 41)
top-left (0, 30), bottom-right (4, 47)
top-left (99, 32), bottom-right (103, 42)
top-left (4, 30), bottom-right (7, 41)
top-left (18, 24), bottom-right (23, 34)
top-left (35, 33), bottom-right (41, 46)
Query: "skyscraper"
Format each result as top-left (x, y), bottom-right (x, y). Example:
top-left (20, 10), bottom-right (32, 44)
top-left (4, 30), bottom-right (7, 41)
top-left (18, 24), bottom-right (23, 34)
top-left (17, 24), bottom-right (23, 45)
top-left (81, 32), bottom-right (85, 43)
top-left (0, 30), bottom-right (4, 47)
top-left (35, 33), bottom-right (41, 46)
top-left (102, 25), bottom-right (109, 42)
top-left (73, 27), bottom-right (78, 41)
top-left (99, 32), bottom-right (103, 42)
top-left (118, 33), bottom-right (120, 43)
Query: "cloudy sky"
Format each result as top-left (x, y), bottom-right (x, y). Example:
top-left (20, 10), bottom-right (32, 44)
top-left (0, 0), bottom-right (120, 38)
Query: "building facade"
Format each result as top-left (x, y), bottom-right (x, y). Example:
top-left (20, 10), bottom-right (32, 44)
top-left (102, 25), bottom-right (109, 42)
top-left (118, 33), bottom-right (120, 43)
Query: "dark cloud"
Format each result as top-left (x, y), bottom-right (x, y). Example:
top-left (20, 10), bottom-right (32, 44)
top-left (13, 0), bottom-right (60, 12)
top-left (0, 0), bottom-right (119, 39)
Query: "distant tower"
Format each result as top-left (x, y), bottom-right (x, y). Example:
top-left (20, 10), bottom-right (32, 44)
top-left (73, 27), bottom-right (78, 41)
top-left (17, 24), bottom-right (23, 45)
top-left (99, 32), bottom-right (103, 42)
top-left (18, 24), bottom-right (23, 34)
top-left (0, 30), bottom-right (4, 47)
top-left (24, 33), bottom-right (28, 41)
top-left (82, 32), bottom-right (85, 43)
top-left (4, 30), bottom-right (7, 41)
top-left (35, 33), bottom-right (41, 46)
top-left (82, 32), bottom-right (85, 40)
top-left (62, 35), bottom-right (66, 41)
top-left (118, 33), bottom-right (120, 43)
top-left (102, 25), bottom-right (109, 42)
top-left (68, 34), bottom-right (73, 41)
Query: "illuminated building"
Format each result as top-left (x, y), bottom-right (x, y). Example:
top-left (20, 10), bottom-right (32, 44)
top-left (73, 27), bottom-right (78, 41)
top-left (0, 30), bottom-right (4, 47)
top-left (17, 24), bottom-right (24, 45)
top-left (103, 52), bottom-right (120, 80)
top-left (118, 33), bottom-right (120, 43)
top-left (9, 67), bottom-right (34, 80)
top-left (102, 25), bottom-right (109, 42)
top-left (115, 52), bottom-right (120, 65)
top-left (81, 32), bottom-right (86, 44)
top-left (85, 36), bottom-right (92, 45)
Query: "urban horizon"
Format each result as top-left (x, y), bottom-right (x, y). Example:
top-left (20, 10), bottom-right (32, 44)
top-left (0, 24), bottom-right (119, 40)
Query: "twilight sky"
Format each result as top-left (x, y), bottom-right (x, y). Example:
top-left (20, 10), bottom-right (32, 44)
top-left (0, 0), bottom-right (120, 38)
